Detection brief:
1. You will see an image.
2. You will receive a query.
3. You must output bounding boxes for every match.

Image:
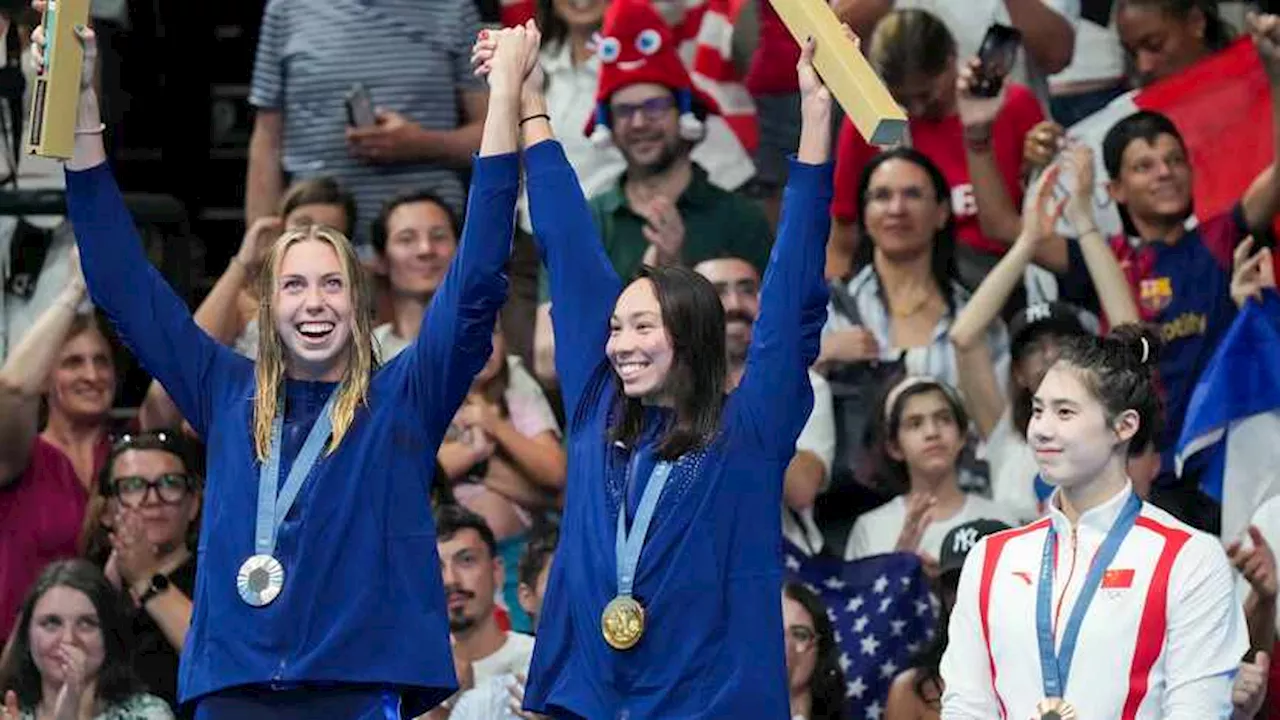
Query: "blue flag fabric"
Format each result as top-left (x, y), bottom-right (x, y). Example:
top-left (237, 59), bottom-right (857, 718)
top-left (1176, 290), bottom-right (1280, 540)
top-left (783, 542), bottom-right (938, 720)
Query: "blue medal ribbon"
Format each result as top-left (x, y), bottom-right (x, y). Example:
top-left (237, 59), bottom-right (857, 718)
top-left (254, 390), bottom-right (338, 559)
top-left (615, 453), bottom-right (674, 600)
top-left (1035, 490), bottom-right (1143, 698)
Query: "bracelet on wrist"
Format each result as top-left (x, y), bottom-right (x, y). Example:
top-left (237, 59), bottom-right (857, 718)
top-left (75, 123), bottom-right (106, 135)
top-left (519, 113), bottom-right (550, 127)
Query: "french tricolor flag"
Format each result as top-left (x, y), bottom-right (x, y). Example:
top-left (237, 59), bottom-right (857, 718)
top-left (1175, 290), bottom-right (1280, 542)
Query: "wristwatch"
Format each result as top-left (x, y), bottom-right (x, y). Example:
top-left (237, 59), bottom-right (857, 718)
top-left (138, 573), bottom-right (170, 606)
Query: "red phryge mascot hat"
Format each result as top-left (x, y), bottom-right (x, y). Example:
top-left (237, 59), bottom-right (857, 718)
top-left (585, 0), bottom-right (717, 147)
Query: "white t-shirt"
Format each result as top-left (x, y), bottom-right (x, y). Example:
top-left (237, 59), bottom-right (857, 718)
top-left (783, 371), bottom-right (836, 556)
top-left (472, 632), bottom-right (536, 686)
top-left (844, 492), bottom-right (1020, 561)
top-left (1050, 18), bottom-right (1126, 89)
top-left (981, 412), bottom-right (1042, 524)
top-left (894, 0), bottom-right (1081, 103)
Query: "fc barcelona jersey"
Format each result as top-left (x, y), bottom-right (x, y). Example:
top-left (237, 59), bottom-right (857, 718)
top-left (1059, 206), bottom-right (1247, 479)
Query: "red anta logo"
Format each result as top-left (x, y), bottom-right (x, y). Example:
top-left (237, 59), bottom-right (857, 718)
top-left (1011, 571), bottom-right (1033, 585)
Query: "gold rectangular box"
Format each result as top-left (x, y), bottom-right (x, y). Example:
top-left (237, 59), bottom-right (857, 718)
top-left (767, 0), bottom-right (907, 146)
top-left (26, 0), bottom-right (92, 159)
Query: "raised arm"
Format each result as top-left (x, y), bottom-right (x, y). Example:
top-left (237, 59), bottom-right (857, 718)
top-left (1242, 14), bottom-right (1280, 232)
top-left (0, 253), bottom-right (86, 485)
top-left (476, 28), bottom-right (621, 417)
top-left (50, 21), bottom-right (237, 437)
top-left (950, 164), bottom-right (1064, 438)
top-left (1059, 144), bottom-right (1140, 327)
top-left (733, 37), bottom-right (833, 454)
top-left (400, 26), bottom-right (531, 438)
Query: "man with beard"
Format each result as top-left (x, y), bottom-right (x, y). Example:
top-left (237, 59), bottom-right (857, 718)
top-left (532, 0), bottom-right (773, 386)
top-left (695, 256), bottom-right (835, 557)
top-left (432, 504), bottom-right (535, 717)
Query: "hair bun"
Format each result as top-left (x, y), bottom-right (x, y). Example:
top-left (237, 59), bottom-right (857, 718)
top-left (1107, 323), bottom-right (1162, 369)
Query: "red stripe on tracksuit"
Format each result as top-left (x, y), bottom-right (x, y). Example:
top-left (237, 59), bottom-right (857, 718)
top-left (979, 519), bottom-right (1051, 720)
top-left (1120, 517), bottom-right (1191, 719)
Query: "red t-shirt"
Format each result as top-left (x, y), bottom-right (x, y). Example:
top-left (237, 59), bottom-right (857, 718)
top-left (831, 83), bottom-right (1044, 257)
top-left (0, 437), bottom-right (106, 642)
top-left (744, 0), bottom-right (800, 95)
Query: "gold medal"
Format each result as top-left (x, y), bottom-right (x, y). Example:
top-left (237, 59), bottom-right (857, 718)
top-left (1035, 698), bottom-right (1077, 720)
top-left (601, 595), bottom-right (645, 650)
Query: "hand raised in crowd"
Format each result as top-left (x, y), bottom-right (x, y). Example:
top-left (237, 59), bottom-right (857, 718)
top-left (637, 195), bottom-right (686, 266)
top-left (1, 690), bottom-right (18, 720)
top-left (1228, 525), bottom-right (1279, 603)
top-left (956, 57), bottom-right (1004, 132)
top-left (108, 507), bottom-right (163, 599)
top-left (470, 21), bottom-right (542, 99)
top-left (1230, 236), bottom-right (1277, 309)
top-left (234, 216), bottom-right (284, 275)
top-left (1232, 651), bottom-right (1270, 720)
top-left (1017, 160), bottom-right (1067, 246)
top-left (1023, 120), bottom-right (1065, 171)
top-left (472, 23), bottom-right (546, 102)
top-left (796, 32), bottom-right (838, 115)
top-left (1248, 12), bottom-right (1280, 81)
top-left (1060, 143), bottom-right (1098, 233)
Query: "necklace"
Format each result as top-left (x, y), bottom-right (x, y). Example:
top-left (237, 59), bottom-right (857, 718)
top-left (889, 291), bottom-right (935, 318)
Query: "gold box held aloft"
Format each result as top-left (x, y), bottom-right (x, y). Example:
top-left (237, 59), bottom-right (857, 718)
top-left (26, 0), bottom-right (92, 160)
top-left (767, 0), bottom-right (907, 146)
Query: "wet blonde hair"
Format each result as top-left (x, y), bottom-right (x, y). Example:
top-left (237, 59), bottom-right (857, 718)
top-left (252, 225), bottom-right (377, 460)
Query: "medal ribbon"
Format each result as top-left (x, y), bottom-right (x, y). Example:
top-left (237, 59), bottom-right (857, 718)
top-left (615, 454), bottom-right (674, 599)
top-left (254, 391), bottom-right (337, 558)
top-left (1035, 491), bottom-right (1142, 698)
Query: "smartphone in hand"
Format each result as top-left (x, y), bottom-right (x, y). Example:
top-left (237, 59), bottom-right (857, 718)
top-left (972, 24), bottom-right (1022, 98)
top-left (345, 83), bottom-right (377, 127)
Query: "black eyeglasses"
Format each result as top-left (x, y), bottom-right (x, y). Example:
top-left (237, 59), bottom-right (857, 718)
top-left (610, 95), bottom-right (677, 125)
top-left (107, 474), bottom-right (196, 508)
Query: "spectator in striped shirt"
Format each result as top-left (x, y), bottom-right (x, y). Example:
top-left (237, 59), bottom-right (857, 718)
top-left (246, 0), bottom-right (489, 247)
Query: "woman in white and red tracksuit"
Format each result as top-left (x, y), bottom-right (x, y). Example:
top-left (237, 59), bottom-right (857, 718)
top-left (940, 325), bottom-right (1248, 720)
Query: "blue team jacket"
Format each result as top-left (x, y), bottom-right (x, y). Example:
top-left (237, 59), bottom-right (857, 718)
top-left (520, 140), bottom-right (832, 719)
top-left (65, 154), bottom-right (519, 717)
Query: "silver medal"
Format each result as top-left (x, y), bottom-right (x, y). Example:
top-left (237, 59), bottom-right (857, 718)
top-left (237, 554), bottom-right (285, 606)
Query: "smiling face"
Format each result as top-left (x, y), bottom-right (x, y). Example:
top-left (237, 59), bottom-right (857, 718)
top-left (606, 278), bottom-right (676, 402)
top-left (47, 325), bottom-right (115, 423)
top-left (27, 586), bottom-right (105, 689)
top-left (610, 83), bottom-right (683, 174)
top-left (1028, 365), bottom-right (1136, 488)
top-left (863, 158), bottom-right (949, 263)
top-left (552, 0), bottom-right (607, 32)
top-left (1117, 3), bottom-right (1208, 86)
top-left (272, 238), bottom-right (355, 382)
top-left (380, 199), bottom-right (457, 298)
top-left (1108, 133), bottom-right (1193, 228)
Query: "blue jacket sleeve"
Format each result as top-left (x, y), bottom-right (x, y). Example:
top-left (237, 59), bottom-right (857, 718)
top-left (524, 140), bottom-right (621, 420)
top-left (65, 164), bottom-right (242, 438)
top-left (399, 152), bottom-right (518, 438)
top-left (733, 159), bottom-right (833, 457)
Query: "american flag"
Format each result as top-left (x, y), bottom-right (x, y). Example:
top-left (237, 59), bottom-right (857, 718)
top-left (784, 542), bottom-right (938, 720)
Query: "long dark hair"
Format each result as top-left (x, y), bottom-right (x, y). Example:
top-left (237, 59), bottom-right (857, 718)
top-left (852, 148), bottom-right (960, 316)
top-left (608, 266), bottom-right (727, 460)
top-left (0, 560), bottom-right (146, 710)
top-left (1053, 324), bottom-right (1165, 457)
top-left (536, 0), bottom-right (573, 54)
top-left (784, 583), bottom-right (846, 720)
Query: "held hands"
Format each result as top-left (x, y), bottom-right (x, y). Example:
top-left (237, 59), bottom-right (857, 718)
top-left (1230, 236), bottom-right (1277, 309)
top-left (1248, 12), bottom-right (1280, 82)
top-left (470, 21), bottom-right (543, 100)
